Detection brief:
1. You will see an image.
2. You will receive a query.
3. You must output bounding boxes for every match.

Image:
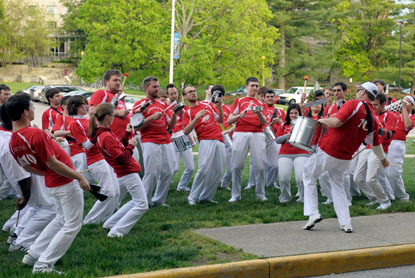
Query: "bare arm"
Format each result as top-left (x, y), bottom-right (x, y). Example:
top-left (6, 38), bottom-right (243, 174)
top-left (168, 112), bottom-right (177, 130)
top-left (23, 165), bottom-right (45, 176)
top-left (318, 117), bottom-right (343, 128)
top-left (183, 110), bottom-right (206, 135)
top-left (53, 130), bottom-right (71, 137)
top-left (45, 155), bottom-right (90, 190)
top-left (217, 99), bottom-right (224, 123)
top-left (256, 112), bottom-right (267, 126)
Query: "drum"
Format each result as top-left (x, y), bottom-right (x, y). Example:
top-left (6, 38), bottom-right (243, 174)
top-left (287, 116), bottom-right (319, 152)
top-left (172, 130), bottom-right (193, 152)
top-left (188, 130), bottom-right (198, 147)
top-left (130, 113), bottom-right (145, 129)
top-left (264, 126), bottom-right (275, 145)
top-left (251, 106), bottom-right (264, 112)
top-left (223, 133), bottom-right (232, 148)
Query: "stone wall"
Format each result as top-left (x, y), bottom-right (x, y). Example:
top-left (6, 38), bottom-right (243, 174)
top-left (0, 64), bottom-right (76, 84)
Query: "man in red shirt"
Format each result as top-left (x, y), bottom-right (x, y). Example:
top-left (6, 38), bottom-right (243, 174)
top-left (263, 89), bottom-right (285, 188)
top-left (166, 83), bottom-right (194, 192)
top-left (303, 82), bottom-right (389, 233)
top-left (41, 87), bottom-right (63, 139)
top-left (89, 70), bottom-right (130, 140)
top-left (227, 77), bottom-right (267, 202)
top-left (6, 93), bottom-right (89, 274)
top-left (0, 84), bottom-right (11, 105)
top-left (132, 76), bottom-right (178, 207)
top-left (387, 95), bottom-right (415, 201)
top-left (183, 85), bottom-right (226, 205)
top-left (353, 93), bottom-right (396, 209)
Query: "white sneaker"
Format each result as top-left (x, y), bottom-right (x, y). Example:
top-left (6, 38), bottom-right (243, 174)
top-left (32, 264), bottom-right (64, 275)
top-left (376, 201), bottom-right (391, 210)
top-left (22, 253), bottom-right (37, 266)
top-left (108, 232), bottom-right (124, 238)
top-left (257, 196), bottom-right (268, 201)
top-left (221, 185), bottom-right (231, 191)
top-left (6, 233), bottom-right (17, 245)
top-left (303, 214), bottom-right (323, 230)
top-left (322, 199), bottom-right (333, 205)
top-left (228, 197), bottom-right (241, 203)
top-left (188, 199), bottom-right (196, 206)
top-left (244, 184), bottom-right (255, 190)
top-left (365, 201), bottom-right (378, 206)
top-left (177, 187), bottom-right (191, 192)
top-left (341, 223), bottom-right (353, 233)
top-left (9, 243), bottom-right (28, 252)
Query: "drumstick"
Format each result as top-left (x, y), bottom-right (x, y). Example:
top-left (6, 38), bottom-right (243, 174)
top-left (122, 73), bottom-right (128, 86)
top-left (163, 101), bottom-right (177, 112)
top-left (389, 163), bottom-right (401, 167)
top-left (351, 147), bottom-right (367, 159)
top-left (16, 209), bottom-right (20, 228)
top-left (60, 143), bottom-right (73, 148)
top-left (80, 168), bottom-right (92, 173)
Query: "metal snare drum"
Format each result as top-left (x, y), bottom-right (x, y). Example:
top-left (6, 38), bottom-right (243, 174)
top-left (251, 106), bottom-right (264, 113)
top-left (223, 133), bottom-right (232, 148)
top-left (263, 126), bottom-right (276, 145)
top-left (130, 113), bottom-right (145, 129)
top-left (188, 130), bottom-right (198, 147)
top-left (287, 116), bottom-right (318, 152)
top-left (172, 130), bottom-right (192, 152)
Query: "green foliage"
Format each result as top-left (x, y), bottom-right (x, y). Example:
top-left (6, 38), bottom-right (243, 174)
top-left (0, 0), bottom-right (50, 66)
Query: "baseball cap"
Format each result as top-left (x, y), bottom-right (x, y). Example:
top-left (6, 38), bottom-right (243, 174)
top-left (359, 82), bottom-right (378, 98)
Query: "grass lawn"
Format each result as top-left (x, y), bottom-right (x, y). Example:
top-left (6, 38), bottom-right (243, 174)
top-left (1, 154), bottom-right (415, 277)
top-left (3, 82), bottom-right (40, 93)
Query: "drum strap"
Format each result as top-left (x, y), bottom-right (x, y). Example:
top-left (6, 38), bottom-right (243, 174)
top-left (361, 102), bottom-right (373, 134)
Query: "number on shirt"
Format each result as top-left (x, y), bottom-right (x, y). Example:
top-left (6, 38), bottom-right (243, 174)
top-left (358, 119), bottom-right (368, 131)
top-left (18, 154), bottom-right (37, 166)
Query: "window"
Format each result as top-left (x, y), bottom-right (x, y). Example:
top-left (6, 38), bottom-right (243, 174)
top-left (46, 5), bottom-right (57, 15)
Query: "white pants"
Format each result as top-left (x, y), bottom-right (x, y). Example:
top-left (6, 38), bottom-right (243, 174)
top-left (2, 206), bottom-right (29, 232)
top-left (71, 152), bottom-right (92, 183)
top-left (354, 149), bottom-right (389, 203)
top-left (0, 165), bottom-right (13, 199)
top-left (231, 132), bottom-right (266, 200)
top-left (173, 146), bottom-right (195, 190)
top-left (387, 140), bottom-right (409, 200)
top-left (304, 148), bottom-right (351, 226)
top-left (29, 181), bottom-right (84, 268)
top-left (266, 142), bottom-right (280, 187)
top-left (103, 173), bottom-right (148, 236)
top-left (348, 153), bottom-right (361, 197)
top-left (83, 160), bottom-right (120, 224)
top-left (188, 140), bottom-right (225, 202)
top-left (15, 205), bottom-right (56, 249)
top-left (319, 172), bottom-right (331, 201)
top-left (221, 144), bottom-right (232, 188)
top-left (278, 156), bottom-right (308, 202)
top-left (142, 142), bottom-right (175, 205)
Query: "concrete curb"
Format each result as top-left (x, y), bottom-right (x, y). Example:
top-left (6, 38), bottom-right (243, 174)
top-left (107, 244), bottom-right (415, 278)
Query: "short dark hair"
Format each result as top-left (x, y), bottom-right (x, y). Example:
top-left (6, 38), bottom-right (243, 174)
top-left (166, 83), bottom-right (177, 91)
top-left (60, 95), bottom-right (71, 106)
top-left (373, 79), bottom-right (386, 91)
top-left (211, 84), bottom-right (225, 96)
top-left (45, 87), bottom-right (60, 104)
top-left (103, 70), bottom-right (122, 82)
top-left (285, 103), bottom-right (302, 125)
top-left (375, 92), bottom-right (387, 104)
top-left (333, 82), bottom-right (347, 92)
top-left (313, 90), bottom-right (324, 99)
top-left (0, 104), bottom-right (12, 130)
top-left (264, 89), bottom-right (275, 96)
top-left (0, 84), bottom-right (11, 92)
top-left (5, 93), bottom-right (31, 121)
top-left (245, 77), bottom-right (260, 86)
top-left (67, 95), bottom-right (88, 116)
top-left (258, 86), bottom-right (267, 96)
top-left (143, 76), bottom-right (158, 88)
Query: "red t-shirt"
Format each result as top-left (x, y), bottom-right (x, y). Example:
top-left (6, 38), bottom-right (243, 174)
top-left (9, 126), bottom-right (74, 187)
top-left (222, 104), bottom-right (232, 129)
top-left (323, 99), bottom-right (346, 118)
top-left (70, 117), bottom-right (103, 165)
top-left (230, 97), bottom-right (266, 132)
top-left (42, 106), bottom-right (63, 130)
top-left (310, 115), bottom-right (322, 146)
top-left (263, 105), bottom-right (286, 134)
top-left (132, 98), bottom-right (172, 144)
top-left (391, 113), bottom-right (415, 141)
top-left (276, 123), bottom-right (309, 155)
top-left (166, 105), bottom-right (187, 134)
top-left (318, 100), bottom-right (381, 160)
top-left (183, 103), bottom-right (224, 142)
top-left (96, 130), bottom-right (141, 178)
top-left (376, 111), bottom-right (397, 153)
top-left (90, 90), bottom-right (130, 140)
top-left (52, 114), bottom-right (71, 133)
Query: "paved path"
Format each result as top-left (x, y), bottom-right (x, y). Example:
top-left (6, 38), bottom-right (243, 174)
top-left (195, 212), bottom-right (415, 258)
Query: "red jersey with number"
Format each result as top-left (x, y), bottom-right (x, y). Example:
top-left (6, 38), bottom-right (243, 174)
top-left (376, 111), bottom-right (397, 153)
top-left (263, 105), bottom-right (286, 134)
top-left (42, 106), bottom-right (62, 130)
top-left (392, 113), bottom-right (415, 141)
top-left (90, 90), bottom-right (130, 140)
top-left (276, 123), bottom-right (309, 155)
top-left (166, 105), bottom-right (187, 134)
top-left (318, 100), bottom-right (380, 160)
top-left (230, 97), bottom-right (266, 132)
top-left (9, 127), bottom-right (74, 188)
top-left (52, 114), bottom-right (71, 133)
top-left (323, 100), bottom-right (346, 118)
top-left (183, 103), bottom-right (224, 142)
top-left (69, 117), bottom-right (104, 165)
top-left (96, 130), bottom-right (141, 178)
top-left (132, 98), bottom-right (172, 144)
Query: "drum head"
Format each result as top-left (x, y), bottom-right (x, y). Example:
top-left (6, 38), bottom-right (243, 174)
top-left (130, 113), bottom-right (144, 128)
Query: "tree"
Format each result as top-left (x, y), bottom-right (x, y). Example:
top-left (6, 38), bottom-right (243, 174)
top-left (0, 0), bottom-right (50, 66)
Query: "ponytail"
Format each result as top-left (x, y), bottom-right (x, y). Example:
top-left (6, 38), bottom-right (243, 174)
top-left (89, 114), bottom-right (98, 138)
top-left (88, 103), bottom-right (115, 138)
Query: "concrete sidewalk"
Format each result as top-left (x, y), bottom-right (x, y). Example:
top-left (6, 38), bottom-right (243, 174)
top-left (195, 212), bottom-right (415, 258)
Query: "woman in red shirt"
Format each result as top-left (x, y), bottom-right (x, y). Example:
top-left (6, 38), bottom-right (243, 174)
top-left (67, 96), bottom-right (119, 225)
top-left (275, 104), bottom-right (310, 203)
top-left (89, 103), bottom-right (148, 238)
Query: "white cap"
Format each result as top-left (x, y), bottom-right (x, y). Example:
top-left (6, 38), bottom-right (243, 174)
top-left (360, 82), bottom-right (378, 98)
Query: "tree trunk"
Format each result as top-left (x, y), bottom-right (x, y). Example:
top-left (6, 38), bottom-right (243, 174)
top-left (278, 25), bottom-right (286, 89)
top-left (411, 80), bottom-right (415, 96)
